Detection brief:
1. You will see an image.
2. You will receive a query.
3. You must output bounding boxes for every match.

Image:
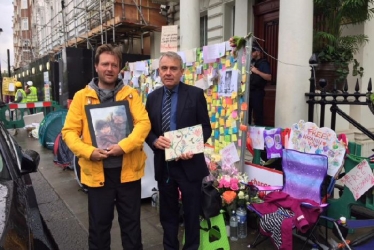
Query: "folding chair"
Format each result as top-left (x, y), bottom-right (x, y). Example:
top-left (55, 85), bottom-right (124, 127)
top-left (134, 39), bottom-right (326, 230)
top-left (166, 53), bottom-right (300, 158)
top-left (247, 149), bottom-right (329, 250)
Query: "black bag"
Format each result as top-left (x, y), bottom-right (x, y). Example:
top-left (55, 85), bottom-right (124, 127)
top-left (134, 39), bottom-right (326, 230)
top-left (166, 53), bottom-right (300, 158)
top-left (200, 181), bottom-right (222, 231)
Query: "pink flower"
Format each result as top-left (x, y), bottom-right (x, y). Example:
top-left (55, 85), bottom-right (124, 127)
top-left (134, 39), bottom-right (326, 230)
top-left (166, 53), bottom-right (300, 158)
top-left (230, 178), bottom-right (239, 191)
top-left (218, 175), bottom-right (231, 188)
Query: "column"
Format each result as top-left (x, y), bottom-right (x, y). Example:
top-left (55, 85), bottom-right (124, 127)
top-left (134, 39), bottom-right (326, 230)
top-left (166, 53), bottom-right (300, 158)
top-left (180, 0), bottom-right (200, 50)
top-left (234, 0), bottom-right (253, 36)
top-left (150, 31), bottom-right (161, 59)
top-left (275, 0), bottom-right (313, 128)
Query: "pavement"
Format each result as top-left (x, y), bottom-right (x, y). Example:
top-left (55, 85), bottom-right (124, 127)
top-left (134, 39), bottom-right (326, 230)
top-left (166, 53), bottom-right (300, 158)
top-left (14, 128), bottom-right (311, 250)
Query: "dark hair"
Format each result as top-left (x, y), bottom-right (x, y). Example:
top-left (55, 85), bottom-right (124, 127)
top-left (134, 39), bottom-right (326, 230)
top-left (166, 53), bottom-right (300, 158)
top-left (95, 120), bottom-right (110, 131)
top-left (95, 44), bottom-right (122, 67)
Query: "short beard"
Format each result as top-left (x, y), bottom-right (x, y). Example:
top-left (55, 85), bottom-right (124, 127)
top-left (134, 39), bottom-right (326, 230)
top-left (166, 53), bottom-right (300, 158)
top-left (98, 76), bottom-right (117, 88)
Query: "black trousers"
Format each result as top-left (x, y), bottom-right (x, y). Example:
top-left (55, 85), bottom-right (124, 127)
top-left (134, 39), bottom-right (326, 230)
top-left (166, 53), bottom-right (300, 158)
top-left (87, 168), bottom-right (142, 250)
top-left (158, 161), bottom-right (202, 250)
top-left (249, 89), bottom-right (265, 126)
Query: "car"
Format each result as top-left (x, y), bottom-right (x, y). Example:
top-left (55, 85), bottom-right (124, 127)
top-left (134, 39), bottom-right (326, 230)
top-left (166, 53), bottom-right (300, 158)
top-left (0, 121), bottom-right (57, 249)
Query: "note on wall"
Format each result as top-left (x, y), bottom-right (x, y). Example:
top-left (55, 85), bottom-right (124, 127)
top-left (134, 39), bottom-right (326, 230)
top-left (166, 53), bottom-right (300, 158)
top-left (160, 25), bottom-right (178, 53)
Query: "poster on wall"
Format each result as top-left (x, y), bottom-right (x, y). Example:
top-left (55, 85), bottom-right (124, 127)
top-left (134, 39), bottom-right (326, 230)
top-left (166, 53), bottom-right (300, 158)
top-left (160, 25), bottom-right (178, 53)
top-left (286, 120), bottom-right (346, 177)
top-left (218, 69), bottom-right (238, 97)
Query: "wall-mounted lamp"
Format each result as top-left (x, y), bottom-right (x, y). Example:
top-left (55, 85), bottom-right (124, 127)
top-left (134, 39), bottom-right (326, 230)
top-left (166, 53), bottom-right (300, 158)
top-left (32, 67), bottom-right (35, 74)
top-left (22, 72), bottom-right (25, 77)
top-left (26, 70), bottom-right (29, 75)
top-left (39, 64), bottom-right (43, 71)
top-left (46, 62), bottom-right (50, 70)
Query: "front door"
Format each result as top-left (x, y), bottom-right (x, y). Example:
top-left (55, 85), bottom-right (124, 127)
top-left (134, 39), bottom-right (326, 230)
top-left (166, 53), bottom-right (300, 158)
top-left (253, 0), bottom-right (279, 127)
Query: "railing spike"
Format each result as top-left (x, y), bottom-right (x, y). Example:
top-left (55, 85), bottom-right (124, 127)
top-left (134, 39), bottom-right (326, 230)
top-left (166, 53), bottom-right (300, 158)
top-left (355, 79), bottom-right (360, 92)
top-left (343, 79), bottom-right (348, 92)
top-left (368, 78), bottom-right (372, 92)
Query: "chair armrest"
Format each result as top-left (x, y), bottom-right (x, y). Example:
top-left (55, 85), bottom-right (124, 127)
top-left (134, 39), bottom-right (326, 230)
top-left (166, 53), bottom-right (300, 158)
top-left (301, 202), bottom-right (328, 209)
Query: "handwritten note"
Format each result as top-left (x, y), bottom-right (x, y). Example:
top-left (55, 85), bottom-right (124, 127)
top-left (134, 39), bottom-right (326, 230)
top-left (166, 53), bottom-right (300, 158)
top-left (220, 142), bottom-right (240, 166)
top-left (160, 25), bottom-right (178, 53)
top-left (249, 127), bottom-right (265, 150)
top-left (341, 160), bottom-right (374, 201)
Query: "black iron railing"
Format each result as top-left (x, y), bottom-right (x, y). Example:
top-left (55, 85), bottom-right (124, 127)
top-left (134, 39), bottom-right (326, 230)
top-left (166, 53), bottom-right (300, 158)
top-left (305, 68), bottom-right (374, 141)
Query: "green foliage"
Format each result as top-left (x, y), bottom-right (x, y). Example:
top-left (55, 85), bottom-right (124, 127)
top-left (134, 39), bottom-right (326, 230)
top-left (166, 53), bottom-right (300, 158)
top-left (313, 0), bottom-right (374, 80)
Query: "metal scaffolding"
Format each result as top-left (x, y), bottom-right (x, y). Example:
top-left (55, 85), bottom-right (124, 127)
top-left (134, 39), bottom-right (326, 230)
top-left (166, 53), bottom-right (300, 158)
top-left (33, 0), bottom-right (166, 58)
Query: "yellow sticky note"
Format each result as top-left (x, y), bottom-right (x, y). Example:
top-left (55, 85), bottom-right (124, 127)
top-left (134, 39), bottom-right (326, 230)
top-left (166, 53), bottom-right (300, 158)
top-left (232, 134), bottom-right (238, 141)
top-left (221, 58), bottom-right (226, 64)
top-left (222, 98), bottom-right (227, 108)
top-left (219, 119), bottom-right (225, 126)
top-left (219, 136), bottom-right (224, 142)
top-left (233, 102), bottom-right (238, 110)
top-left (206, 96), bottom-right (212, 104)
top-left (242, 74), bottom-right (247, 83)
top-left (219, 127), bottom-right (224, 134)
top-left (211, 122), bottom-right (216, 129)
top-left (221, 109), bottom-right (226, 116)
top-left (225, 119), bottom-right (231, 127)
top-left (233, 63), bottom-right (238, 70)
top-left (225, 60), bottom-right (231, 67)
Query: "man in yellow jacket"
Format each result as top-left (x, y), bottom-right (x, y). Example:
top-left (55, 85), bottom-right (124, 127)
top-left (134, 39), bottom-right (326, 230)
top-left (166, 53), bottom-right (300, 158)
top-left (62, 44), bottom-right (151, 250)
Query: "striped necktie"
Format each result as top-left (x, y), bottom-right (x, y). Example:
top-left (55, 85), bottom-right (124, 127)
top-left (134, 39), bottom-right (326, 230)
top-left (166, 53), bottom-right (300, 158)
top-left (162, 89), bottom-right (173, 133)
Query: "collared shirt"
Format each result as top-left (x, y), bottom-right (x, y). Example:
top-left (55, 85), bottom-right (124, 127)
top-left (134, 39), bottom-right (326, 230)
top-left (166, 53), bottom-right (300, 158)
top-left (162, 84), bottom-right (179, 131)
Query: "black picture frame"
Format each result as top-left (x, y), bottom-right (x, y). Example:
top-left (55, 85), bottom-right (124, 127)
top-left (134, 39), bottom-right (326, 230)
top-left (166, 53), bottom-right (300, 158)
top-left (85, 101), bottom-right (133, 149)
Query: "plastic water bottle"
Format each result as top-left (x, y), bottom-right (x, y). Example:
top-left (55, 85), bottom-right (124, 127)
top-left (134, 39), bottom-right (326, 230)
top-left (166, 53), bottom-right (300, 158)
top-left (230, 210), bottom-right (238, 241)
top-left (237, 206), bottom-right (247, 238)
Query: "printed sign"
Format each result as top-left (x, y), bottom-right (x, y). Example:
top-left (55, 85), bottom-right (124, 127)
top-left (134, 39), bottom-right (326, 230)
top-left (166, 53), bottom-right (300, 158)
top-left (160, 25), bottom-right (178, 53)
top-left (244, 163), bottom-right (283, 187)
top-left (341, 160), bottom-right (374, 201)
top-left (286, 120), bottom-right (345, 177)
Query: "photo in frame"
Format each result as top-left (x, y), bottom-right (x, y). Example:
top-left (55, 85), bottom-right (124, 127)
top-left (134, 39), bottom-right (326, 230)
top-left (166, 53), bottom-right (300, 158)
top-left (85, 101), bottom-right (133, 149)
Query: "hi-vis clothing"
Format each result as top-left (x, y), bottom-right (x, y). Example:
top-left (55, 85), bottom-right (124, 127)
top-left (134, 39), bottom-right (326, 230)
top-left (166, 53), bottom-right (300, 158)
top-left (26, 86), bottom-right (38, 102)
top-left (61, 84), bottom-right (151, 187)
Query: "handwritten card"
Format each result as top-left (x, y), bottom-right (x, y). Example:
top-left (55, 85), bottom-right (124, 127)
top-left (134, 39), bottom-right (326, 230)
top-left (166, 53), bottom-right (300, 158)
top-left (160, 25), bottom-right (178, 52)
top-left (341, 160), bottom-right (374, 201)
top-left (286, 120), bottom-right (346, 177)
top-left (164, 125), bottom-right (204, 161)
top-left (249, 127), bottom-right (265, 150)
top-left (220, 142), bottom-right (240, 166)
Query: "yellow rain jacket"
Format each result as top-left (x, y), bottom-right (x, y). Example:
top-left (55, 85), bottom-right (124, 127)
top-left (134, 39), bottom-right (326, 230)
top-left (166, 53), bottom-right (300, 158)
top-left (61, 84), bottom-right (151, 187)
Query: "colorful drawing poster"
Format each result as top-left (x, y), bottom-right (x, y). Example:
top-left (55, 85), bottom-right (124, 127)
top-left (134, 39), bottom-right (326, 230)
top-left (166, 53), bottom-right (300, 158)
top-left (164, 125), bottom-right (204, 161)
top-left (286, 120), bottom-right (346, 177)
top-left (341, 160), bottom-right (374, 201)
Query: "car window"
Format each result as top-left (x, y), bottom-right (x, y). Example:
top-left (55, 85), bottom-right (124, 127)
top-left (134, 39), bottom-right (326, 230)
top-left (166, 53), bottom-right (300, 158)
top-left (0, 125), bottom-right (22, 171)
top-left (0, 154), bottom-right (11, 181)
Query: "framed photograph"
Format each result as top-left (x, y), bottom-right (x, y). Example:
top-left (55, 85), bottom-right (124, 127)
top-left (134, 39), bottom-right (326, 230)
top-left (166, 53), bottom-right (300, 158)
top-left (85, 101), bottom-right (133, 149)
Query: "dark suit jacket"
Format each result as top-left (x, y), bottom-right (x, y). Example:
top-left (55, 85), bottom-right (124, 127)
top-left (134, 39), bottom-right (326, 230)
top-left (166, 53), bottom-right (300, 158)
top-left (145, 82), bottom-right (212, 182)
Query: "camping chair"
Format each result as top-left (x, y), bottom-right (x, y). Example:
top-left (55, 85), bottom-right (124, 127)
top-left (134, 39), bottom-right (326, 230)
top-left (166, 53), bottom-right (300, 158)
top-left (247, 149), bottom-right (330, 250)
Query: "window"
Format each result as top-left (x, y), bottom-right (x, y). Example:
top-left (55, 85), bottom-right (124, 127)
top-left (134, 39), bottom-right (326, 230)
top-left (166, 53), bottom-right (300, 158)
top-left (200, 15), bottom-right (207, 47)
top-left (224, 3), bottom-right (235, 41)
top-left (21, 0), bottom-right (27, 9)
top-left (21, 18), bottom-right (29, 31)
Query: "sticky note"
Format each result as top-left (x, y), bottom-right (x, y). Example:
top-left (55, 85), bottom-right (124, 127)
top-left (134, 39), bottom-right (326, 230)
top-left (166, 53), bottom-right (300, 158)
top-left (232, 134), bottom-right (238, 142)
top-left (225, 60), bottom-right (231, 67)
top-left (221, 109), bottom-right (226, 116)
top-left (241, 102), bottom-right (248, 111)
top-left (225, 135), bottom-right (231, 142)
top-left (232, 127), bottom-right (238, 134)
top-left (219, 127), bottom-right (224, 134)
top-left (226, 97), bottom-right (233, 105)
top-left (231, 110), bottom-right (238, 119)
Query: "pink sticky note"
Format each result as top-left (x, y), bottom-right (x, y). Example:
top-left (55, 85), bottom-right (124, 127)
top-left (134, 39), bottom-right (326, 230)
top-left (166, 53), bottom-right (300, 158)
top-left (231, 110), bottom-right (238, 119)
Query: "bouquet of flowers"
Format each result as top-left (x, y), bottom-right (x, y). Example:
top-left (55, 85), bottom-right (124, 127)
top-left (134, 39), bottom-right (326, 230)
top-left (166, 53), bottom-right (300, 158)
top-left (205, 150), bottom-right (250, 217)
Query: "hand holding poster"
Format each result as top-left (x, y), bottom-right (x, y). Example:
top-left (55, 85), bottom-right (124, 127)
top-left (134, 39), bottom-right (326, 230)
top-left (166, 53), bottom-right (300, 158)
top-left (160, 25), bottom-right (178, 53)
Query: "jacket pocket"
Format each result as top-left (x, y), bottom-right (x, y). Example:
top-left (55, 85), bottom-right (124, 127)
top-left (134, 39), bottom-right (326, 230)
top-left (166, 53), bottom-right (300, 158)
top-left (129, 147), bottom-right (147, 172)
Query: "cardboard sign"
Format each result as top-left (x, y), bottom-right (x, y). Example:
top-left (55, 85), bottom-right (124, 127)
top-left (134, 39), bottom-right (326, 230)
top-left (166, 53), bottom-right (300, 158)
top-left (160, 25), bottom-right (178, 53)
top-left (341, 160), bottom-right (374, 201)
top-left (244, 163), bottom-right (283, 187)
top-left (287, 120), bottom-right (345, 177)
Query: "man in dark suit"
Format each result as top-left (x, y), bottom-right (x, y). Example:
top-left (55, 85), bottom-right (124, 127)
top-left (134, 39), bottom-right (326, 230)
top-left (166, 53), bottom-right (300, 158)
top-left (145, 51), bottom-right (212, 250)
